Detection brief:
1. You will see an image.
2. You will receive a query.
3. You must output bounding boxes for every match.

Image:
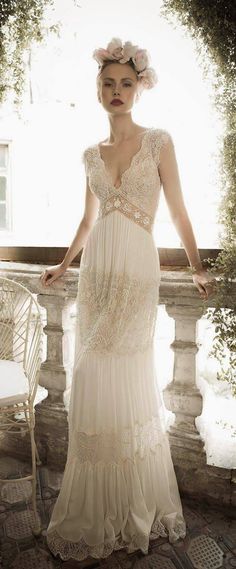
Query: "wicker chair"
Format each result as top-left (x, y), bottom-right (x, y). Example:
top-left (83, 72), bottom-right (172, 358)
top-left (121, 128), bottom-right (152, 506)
top-left (0, 276), bottom-right (44, 535)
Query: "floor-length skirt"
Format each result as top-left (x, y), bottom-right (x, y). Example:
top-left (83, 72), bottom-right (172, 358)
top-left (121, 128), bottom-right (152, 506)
top-left (46, 210), bottom-right (187, 561)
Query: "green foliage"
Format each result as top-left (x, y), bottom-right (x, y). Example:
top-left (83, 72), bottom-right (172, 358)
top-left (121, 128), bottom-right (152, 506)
top-left (0, 0), bottom-right (59, 105)
top-left (161, 0), bottom-right (236, 396)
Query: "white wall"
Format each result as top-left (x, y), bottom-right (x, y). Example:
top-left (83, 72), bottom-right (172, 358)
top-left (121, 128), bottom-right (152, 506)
top-left (0, 0), bottom-right (224, 247)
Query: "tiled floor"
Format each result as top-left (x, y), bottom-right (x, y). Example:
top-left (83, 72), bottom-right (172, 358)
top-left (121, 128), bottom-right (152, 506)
top-left (0, 456), bottom-right (235, 569)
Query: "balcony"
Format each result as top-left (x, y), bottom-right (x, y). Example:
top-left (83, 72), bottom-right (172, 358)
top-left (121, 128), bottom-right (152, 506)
top-left (0, 260), bottom-right (235, 518)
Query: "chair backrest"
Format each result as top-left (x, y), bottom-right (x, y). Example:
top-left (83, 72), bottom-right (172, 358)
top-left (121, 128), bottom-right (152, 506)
top-left (0, 277), bottom-right (43, 400)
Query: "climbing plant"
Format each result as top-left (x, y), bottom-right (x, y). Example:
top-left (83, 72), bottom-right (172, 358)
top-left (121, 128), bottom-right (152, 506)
top-left (0, 0), bottom-right (60, 105)
top-left (161, 0), bottom-right (236, 395)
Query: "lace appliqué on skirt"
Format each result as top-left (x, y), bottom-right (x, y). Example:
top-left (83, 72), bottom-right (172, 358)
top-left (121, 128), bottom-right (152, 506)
top-left (97, 193), bottom-right (154, 233)
top-left (68, 415), bottom-right (167, 464)
top-left (77, 266), bottom-right (160, 357)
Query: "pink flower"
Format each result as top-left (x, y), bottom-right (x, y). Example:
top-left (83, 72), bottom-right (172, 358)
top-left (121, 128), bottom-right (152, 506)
top-left (138, 67), bottom-right (158, 89)
top-left (132, 49), bottom-right (150, 72)
top-left (93, 48), bottom-right (115, 65)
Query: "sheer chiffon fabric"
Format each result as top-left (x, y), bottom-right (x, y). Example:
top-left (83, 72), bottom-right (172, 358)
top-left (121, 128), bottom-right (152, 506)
top-left (46, 128), bottom-right (187, 561)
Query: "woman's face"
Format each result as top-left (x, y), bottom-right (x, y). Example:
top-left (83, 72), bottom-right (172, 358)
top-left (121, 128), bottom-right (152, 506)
top-left (97, 62), bottom-right (141, 112)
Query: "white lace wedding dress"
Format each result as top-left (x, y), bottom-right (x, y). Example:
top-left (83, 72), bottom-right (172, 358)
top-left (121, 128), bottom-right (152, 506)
top-left (46, 127), bottom-right (187, 561)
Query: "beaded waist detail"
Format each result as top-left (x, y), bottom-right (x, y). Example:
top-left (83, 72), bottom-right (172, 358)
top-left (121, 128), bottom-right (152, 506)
top-left (97, 194), bottom-right (154, 233)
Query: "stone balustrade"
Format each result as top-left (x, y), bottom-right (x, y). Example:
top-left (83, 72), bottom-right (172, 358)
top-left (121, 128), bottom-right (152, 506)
top-left (0, 261), bottom-right (235, 514)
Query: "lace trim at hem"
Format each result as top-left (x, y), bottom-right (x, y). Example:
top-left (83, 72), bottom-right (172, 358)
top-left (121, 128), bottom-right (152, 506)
top-left (46, 518), bottom-right (187, 561)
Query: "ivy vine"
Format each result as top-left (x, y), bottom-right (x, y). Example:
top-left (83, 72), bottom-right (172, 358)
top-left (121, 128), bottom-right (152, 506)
top-left (161, 0), bottom-right (236, 395)
top-left (0, 0), bottom-right (59, 106)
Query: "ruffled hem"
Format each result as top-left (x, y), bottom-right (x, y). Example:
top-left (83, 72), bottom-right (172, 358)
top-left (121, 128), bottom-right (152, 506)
top-left (46, 516), bottom-right (187, 561)
top-left (45, 437), bottom-right (187, 561)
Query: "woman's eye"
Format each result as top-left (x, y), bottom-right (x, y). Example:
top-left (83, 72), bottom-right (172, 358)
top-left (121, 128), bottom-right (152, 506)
top-left (104, 83), bottom-right (132, 87)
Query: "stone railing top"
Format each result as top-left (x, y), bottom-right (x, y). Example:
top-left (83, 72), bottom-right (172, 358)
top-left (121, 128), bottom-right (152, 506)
top-left (0, 261), bottom-right (235, 308)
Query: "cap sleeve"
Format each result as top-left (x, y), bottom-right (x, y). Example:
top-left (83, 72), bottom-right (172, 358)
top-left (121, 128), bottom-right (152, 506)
top-left (151, 128), bottom-right (172, 167)
top-left (81, 146), bottom-right (94, 176)
top-left (81, 148), bottom-right (89, 175)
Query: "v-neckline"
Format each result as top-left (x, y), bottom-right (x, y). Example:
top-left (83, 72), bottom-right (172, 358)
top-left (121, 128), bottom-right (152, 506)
top-left (95, 127), bottom-right (153, 191)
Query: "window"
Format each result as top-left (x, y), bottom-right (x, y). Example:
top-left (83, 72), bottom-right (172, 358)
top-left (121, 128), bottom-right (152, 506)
top-left (0, 143), bottom-right (11, 231)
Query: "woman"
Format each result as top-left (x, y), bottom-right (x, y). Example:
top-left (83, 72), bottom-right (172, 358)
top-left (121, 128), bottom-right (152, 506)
top-left (40, 37), bottom-right (216, 561)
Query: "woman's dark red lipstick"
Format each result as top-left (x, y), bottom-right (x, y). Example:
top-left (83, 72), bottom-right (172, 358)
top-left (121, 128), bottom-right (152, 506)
top-left (111, 99), bottom-right (123, 105)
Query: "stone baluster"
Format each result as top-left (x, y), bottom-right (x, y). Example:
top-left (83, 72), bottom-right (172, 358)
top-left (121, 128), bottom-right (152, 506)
top-left (35, 293), bottom-right (75, 468)
top-left (162, 302), bottom-right (234, 507)
top-left (163, 304), bottom-right (206, 463)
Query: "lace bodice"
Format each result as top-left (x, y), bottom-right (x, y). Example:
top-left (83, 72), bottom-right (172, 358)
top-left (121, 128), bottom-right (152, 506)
top-left (81, 128), bottom-right (171, 233)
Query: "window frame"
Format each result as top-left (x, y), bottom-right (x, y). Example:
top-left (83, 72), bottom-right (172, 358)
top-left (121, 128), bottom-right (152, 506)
top-left (0, 139), bottom-right (12, 233)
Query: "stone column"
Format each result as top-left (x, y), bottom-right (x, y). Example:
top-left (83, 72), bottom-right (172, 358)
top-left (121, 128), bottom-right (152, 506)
top-left (35, 293), bottom-right (75, 468)
top-left (37, 294), bottom-right (75, 404)
top-left (163, 303), bottom-right (206, 463)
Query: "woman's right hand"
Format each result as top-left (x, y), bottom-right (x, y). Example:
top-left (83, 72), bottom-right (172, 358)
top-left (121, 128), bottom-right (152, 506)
top-left (40, 264), bottom-right (66, 287)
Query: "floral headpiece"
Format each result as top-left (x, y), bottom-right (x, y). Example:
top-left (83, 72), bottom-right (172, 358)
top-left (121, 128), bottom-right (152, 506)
top-left (93, 37), bottom-right (158, 90)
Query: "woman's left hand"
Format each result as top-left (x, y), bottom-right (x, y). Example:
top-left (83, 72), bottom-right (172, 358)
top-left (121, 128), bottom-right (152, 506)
top-left (192, 269), bottom-right (217, 300)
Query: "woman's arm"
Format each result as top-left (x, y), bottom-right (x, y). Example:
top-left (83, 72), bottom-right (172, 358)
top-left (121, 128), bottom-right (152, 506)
top-left (158, 134), bottom-right (216, 298)
top-left (158, 134), bottom-right (203, 271)
top-left (61, 176), bottom-right (99, 270)
top-left (40, 176), bottom-right (99, 286)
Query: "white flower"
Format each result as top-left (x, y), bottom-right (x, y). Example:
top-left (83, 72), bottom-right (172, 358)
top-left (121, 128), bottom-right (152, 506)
top-left (134, 211), bottom-right (141, 219)
top-left (107, 37), bottom-right (123, 60)
top-left (120, 41), bottom-right (139, 64)
top-left (143, 217), bottom-right (149, 224)
top-left (114, 199), bottom-right (121, 207)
